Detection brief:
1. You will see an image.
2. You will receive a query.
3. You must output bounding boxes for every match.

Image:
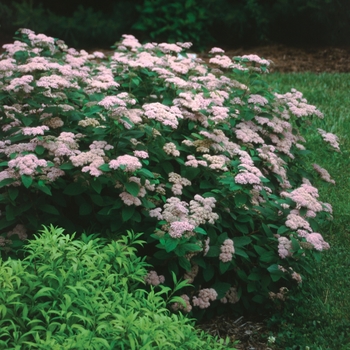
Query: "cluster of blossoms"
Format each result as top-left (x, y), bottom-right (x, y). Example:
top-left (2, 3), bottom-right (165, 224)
top-left (145, 270), bottom-right (165, 286)
top-left (192, 288), bottom-right (218, 309)
top-left (0, 29), bottom-right (338, 314)
top-left (219, 239), bottom-right (235, 262)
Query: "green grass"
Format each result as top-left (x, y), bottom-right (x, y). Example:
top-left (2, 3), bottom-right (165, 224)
top-left (263, 72), bottom-right (350, 349)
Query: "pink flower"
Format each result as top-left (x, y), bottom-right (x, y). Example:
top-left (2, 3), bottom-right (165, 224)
top-left (8, 154), bottom-right (47, 176)
top-left (192, 288), bottom-right (218, 309)
top-left (109, 155), bottom-right (142, 172)
top-left (22, 125), bottom-right (49, 136)
top-left (145, 270), bottom-right (165, 286)
top-left (219, 239), bottom-right (235, 262)
top-left (169, 221), bottom-right (195, 238)
top-left (306, 232), bottom-right (330, 251)
top-left (119, 192), bottom-right (142, 206)
top-left (278, 236), bottom-right (292, 259)
top-left (317, 129), bottom-right (340, 152)
top-left (133, 150), bottom-right (149, 159)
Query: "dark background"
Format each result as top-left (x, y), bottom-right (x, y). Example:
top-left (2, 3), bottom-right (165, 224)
top-left (0, 0), bottom-right (349, 50)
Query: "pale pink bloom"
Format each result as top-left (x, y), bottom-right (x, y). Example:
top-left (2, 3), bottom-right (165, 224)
top-left (183, 264), bottom-right (199, 284)
top-left (7, 224), bottom-right (27, 240)
top-left (22, 125), bottom-right (49, 136)
top-left (109, 155), bottom-right (142, 172)
top-left (189, 195), bottom-right (219, 226)
top-left (163, 142), bottom-right (180, 157)
top-left (43, 117), bottom-right (64, 129)
top-left (36, 75), bottom-right (79, 89)
top-left (92, 51), bottom-right (105, 59)
top-left (306, 232), bottom-right (330, 251)
top-left (98, 96), bottom-right (126, 109)
top-left (120, 34), bottom-right (141, 50)
top-left (209, 55), bottom-right (234, 69)
top-left (248, 94), bottom-right (268, 105)
top-left (0, 58), bottom-right (16, 72)
top-left (291, 272), bottom-right (302, 284)
top-left (6, 75), bottom-right (34, 93)
top-left (119, 192), bottom-right (142, 206)
top-left (312, 163), bottom-right (335, 184)
top-left (234, 121), bottom-right (264, 144)
top-left (192, 288), bottom-right (218, 309)
top-left (278, 236), bottom-right (292, 259)
top-left (241, 54), bottom-right (270, 66)
top-left (46, 167), bottom-right (65, 181)
top-left (162, 197), bottom-right (189, 223)
top-left (143, 103), bottom-right (183, 129)
top-left (149, 207), bottom-right (163, 220)
top-left (176, 42), bottom-right (193, 49)
top-left (317, 129), bottom-right (340, 152)
top-left (169, 221), bottom-right (195, 238)
top-left (65, 54), bottom-right (88, 68)
top-left (209, 47), bottom-right (225, 54)
top-left (158, 43), bottom-right (183, 53)
top-left (133, 150), bottom-right (149, 159)
top-left (219, 239), bottom-right (235, 262)
top-left (202, 154), bottom-right (228, 171)
top-left (285, 213), bottom-right (312, 231)
top-left (221, 287), bottom-right (239, 304)
top-left (78, 118), bottom-right (100, 127)
top-left (234, 172), bottom-right (261, 185)
top-left (172, 294), bottom-right (192, 313)
top-left (145, 270), bottom-right (165, 286)
top-left (128, 51), bottom-right (162, 68)
top-left (8, 154), bottom-right (47, 176)
top-left (184, 155), bottom-right (208, 168)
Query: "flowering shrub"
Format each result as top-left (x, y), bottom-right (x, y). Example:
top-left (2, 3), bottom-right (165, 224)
top-left (0, 29), bottom-right (337, 317)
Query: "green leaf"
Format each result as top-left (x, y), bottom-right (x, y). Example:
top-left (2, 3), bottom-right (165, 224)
top-left (277, 225), bottom-right (290, 234)
top-left (59, 162), bottom-right (74, 170)
top-left (8, 187), bottom-right (19, 201)
top-left (91, 179), bottom-right (102, 194)
top-left (234, 222), bottom-right (249, 234)
top-left (205, 245), bottom-right (220, 257)
top-left (122, 206), bottom-right (135, 222)
top-left (253, 245), bottom-right (268, 256)
top-left (165, 238), bottom-right (178, 252)
top-left (35, 145), bottom-right (45, 155)
top-left (219, 261), bottom-right (231, 274)
top-left (233, 236), bottom-right (252, 247)
top-left (98, 163), bottom-right (111, 172)
top-left (79, 202), bottom-right (93, 216)
top-left (235, 248), bottom-right (249, 259)
top-left (63, 182), bottom-right (86, 196)
top-left (178, 256), bottom-right (191, 271)
top-left (248, 271), bottom-right (261, 281)
top-left (193, 227), bottom-right (206, 235)
top-left (0, 178), bottom-right (16, 188)
top-left (211, 282), bottom-right (231, 299)
top-left (39, 204), bottom-right (60, 215)
top-left (137, 168), bottom-right (154, 178)
top-left (125, 182), bottom-right (140, 197)
top-left (234, 192), bottom-right (248, 207)
top-left (260, 251), bottom-right (275, 263)
top-left (247, 282), bottom-right (256, 293)
top-left (21, 175), bottom-right (33, 188)
top-left (6, 204), bottom-right (16, 221)
top-left (202, 264), bottom-right (214, 282)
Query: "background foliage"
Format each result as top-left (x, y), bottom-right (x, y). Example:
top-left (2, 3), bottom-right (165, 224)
top-left (1, 0), bottom-right (350, 49)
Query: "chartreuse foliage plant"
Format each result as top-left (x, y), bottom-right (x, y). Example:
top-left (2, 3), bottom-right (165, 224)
top-left (0, 225), bottom-right (234, 349)
top-left (0, 29), bottom-right (338, 318)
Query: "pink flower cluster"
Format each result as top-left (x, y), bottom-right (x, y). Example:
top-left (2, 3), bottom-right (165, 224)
top-left (145, 270), bottom-right (165, 286)
top-left (219, 239), bottom-right (235, 262)
top-left (109, 155), bottom-right (142, 172)
top-left (192, 288), bottom-right (218, 309)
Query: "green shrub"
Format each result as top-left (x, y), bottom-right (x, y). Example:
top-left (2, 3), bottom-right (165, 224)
top-left (0, 225), bottom-right (234, 349)
top-left (0, 29), bottom-right (337, 319)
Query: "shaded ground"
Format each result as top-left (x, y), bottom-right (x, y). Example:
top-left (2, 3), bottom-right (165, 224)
top-left (201, 44), bottom-right (350, 73)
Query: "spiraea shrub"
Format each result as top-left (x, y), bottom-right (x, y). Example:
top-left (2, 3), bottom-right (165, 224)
top-left (0, 226), bottom-right (234, 349)
top-left (0, 29), bottom-right (338, 318)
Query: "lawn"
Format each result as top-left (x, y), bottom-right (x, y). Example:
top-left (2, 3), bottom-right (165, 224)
top-left (262, 72), bottom-right (350, 349)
